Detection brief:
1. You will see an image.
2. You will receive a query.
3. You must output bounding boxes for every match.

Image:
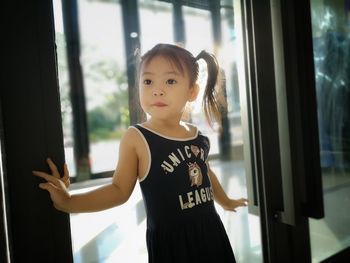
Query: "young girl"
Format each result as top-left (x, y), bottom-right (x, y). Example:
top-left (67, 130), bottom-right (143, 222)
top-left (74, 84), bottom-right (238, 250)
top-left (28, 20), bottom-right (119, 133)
top-left (33, 43), bottom-right (248, 263)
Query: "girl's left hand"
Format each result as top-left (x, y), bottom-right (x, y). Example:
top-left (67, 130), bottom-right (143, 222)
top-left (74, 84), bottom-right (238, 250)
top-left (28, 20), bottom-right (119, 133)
top-left (32, 158), bottom-right (71, 211)
top-left (222, 198), bottom-right (248, 212)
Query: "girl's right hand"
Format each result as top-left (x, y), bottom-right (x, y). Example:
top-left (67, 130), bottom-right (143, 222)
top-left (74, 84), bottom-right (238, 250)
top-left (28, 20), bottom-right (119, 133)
top-left (33, 158), bottom-right (71, 212)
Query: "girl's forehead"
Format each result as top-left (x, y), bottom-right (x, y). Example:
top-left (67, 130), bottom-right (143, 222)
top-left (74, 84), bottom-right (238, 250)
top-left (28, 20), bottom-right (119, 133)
top-left (141, 55), bottom-right (185, 75)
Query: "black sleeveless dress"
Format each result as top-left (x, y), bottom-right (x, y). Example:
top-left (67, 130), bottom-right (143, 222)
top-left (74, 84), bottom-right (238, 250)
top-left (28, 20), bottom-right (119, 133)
top-left (132, 124), bottom-right (236, 263)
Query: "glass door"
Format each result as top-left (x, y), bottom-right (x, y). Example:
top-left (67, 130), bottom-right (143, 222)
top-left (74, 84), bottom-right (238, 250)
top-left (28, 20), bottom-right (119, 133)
top-left (309, 0), bottom-right (350, 261)
top-left (239, 0), bottom-right (331, 261)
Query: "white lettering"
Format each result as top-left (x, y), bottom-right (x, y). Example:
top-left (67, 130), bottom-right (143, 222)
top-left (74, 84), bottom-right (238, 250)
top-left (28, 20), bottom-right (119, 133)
top-left (179, 195), bottom-right (185, 210)
top-left (177, 148), bottom-right (185, 161)
top-left (194, 190), bottom-right (202, 205)
top-left (178, 187), bottom-right (214, 210)
top-left (187, 192), bottom-right (195, 207)
top-left (161, 161), bottom-right (174, 173)
top-left (168, 152), bottom-right (181, 167)
top-left (206, 187), bottom-right (212, 201)
top-left (162, 145), bottom-right (208, 173)
top-left (200, 188), bottom-right (207, 202)
top-left (184, 145), bottom-right (192, 158)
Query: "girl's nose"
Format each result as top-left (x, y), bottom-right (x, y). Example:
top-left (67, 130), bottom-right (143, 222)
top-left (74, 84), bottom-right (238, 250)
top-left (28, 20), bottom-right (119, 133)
top-left (152, 90), bottom-right (165, 96)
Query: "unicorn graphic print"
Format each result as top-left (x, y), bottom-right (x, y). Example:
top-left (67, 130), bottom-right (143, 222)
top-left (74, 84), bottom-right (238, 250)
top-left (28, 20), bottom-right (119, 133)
top-left (188, 162), bottom-right (203, 187)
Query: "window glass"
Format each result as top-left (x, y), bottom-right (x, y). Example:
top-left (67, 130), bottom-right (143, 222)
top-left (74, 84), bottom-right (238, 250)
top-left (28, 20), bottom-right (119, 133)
top-left (53, 0), bottom-right (76, 175)
top-left (139, 0), bottom-right (173, 52)
top-left (309, 0), bottom-right (350, 261)
top-left (220, 6), bottom-right (243, 148)
top-left (78, 0), bottom-right (127, 174)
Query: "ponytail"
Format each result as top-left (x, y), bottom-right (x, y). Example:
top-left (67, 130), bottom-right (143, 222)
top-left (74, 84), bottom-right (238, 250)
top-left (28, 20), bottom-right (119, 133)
top-left (196, 50), bottom-right (224, 127)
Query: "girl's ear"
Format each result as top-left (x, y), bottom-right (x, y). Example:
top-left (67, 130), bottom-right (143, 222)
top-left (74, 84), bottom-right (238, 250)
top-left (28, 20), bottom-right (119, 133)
top-left (188, 84), bottom-right (200, 102)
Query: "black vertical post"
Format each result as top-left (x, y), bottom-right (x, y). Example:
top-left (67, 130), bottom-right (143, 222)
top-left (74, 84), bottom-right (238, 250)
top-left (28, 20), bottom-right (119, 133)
top-left (173, 0), bottom-right (186, 46)
top-left (1, 1), bottom-right (73, 262)
top-left (210, 0), bottom-right (223, 50)
top-left (61, 0), bottom-right (91, 181)
top-left (121, 0), bottom-right (146, 124)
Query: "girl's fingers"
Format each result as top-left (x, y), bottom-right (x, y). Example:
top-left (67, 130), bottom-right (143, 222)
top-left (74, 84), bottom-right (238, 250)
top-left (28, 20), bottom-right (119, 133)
top-left (33, 160), bottom-right (70, 188)
top-left (64, 177), bottom-right (70, 188)
top-left (39, 182), bottom-right (56, 192)
top-left (32, 170), bottom-right (50, 178)
top-left (33, 170), bottom-right (54, 181)
top-left (62, 164), bottom-right (70, 187)
top-left (46, 158), bottom-right (60, 178)
top-left (33, 170), bottom-right (61, 187)
top-left (238, 198), bottom-right (249, 206)
top-left (63, 164), bottom-right (69, 177)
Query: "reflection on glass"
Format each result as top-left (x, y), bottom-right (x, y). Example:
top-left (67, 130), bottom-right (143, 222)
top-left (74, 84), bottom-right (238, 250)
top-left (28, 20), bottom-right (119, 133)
top-left (310, 0), bottom-right (350, 261)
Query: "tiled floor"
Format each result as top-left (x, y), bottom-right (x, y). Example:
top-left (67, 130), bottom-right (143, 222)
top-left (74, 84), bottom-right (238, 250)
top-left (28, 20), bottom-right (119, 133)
top-left (69, 160), bottom-right (350, 263)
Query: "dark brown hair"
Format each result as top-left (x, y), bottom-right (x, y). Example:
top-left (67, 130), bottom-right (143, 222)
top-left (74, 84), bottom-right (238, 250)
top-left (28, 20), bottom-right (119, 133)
top-left (138, 43), bottom-right (224, 126)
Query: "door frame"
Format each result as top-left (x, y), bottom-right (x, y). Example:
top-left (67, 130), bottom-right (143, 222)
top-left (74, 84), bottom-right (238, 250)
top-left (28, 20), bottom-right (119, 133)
top-left (241, 0), bottom-right (322, 262)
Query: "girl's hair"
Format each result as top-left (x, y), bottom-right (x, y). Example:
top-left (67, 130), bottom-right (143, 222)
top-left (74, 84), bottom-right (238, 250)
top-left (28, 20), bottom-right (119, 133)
top-left (138, 43), bottom-right (225, 126)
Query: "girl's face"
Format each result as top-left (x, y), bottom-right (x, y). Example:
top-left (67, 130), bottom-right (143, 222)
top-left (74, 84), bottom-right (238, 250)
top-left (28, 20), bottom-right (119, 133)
top-left (139, 55), bottom-right (198, 122)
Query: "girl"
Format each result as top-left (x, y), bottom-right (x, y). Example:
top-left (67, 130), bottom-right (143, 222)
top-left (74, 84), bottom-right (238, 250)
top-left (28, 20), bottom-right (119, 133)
top-left (33, 43), bottom-right (248, 263)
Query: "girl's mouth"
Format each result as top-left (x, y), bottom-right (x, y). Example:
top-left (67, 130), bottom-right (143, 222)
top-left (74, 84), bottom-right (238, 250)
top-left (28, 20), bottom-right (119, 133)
top-left (152, 102), bottom-right (167, 107)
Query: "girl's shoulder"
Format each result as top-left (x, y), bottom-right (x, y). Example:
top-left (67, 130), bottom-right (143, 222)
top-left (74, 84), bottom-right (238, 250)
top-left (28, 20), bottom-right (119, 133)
top-left (123, 126), bottom-right (150, 156)
top-left (124, 125), bottom-right (145, 138)
top-left (120, 126), bottom-right (145, 147)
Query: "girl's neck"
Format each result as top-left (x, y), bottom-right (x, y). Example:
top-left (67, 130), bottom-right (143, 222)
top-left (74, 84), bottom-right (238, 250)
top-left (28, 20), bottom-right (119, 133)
top-left (147, 118), bottom-right (180, 129)
top-left (142, 119), bottom-right (195, 138)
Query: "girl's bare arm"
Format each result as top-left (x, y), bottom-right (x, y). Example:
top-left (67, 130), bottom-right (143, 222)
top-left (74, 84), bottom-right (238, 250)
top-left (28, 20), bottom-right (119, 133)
top-left (33, 128), bottom-right (139, 213)
top-left (207, 162), bottom-right (248, 212)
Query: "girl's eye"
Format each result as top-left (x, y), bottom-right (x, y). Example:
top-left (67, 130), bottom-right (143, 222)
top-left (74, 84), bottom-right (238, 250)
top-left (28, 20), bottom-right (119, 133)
top-left (143, 79), bottom-right (152, 85)
top-left (166, 79), bottom-right (177, 85)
